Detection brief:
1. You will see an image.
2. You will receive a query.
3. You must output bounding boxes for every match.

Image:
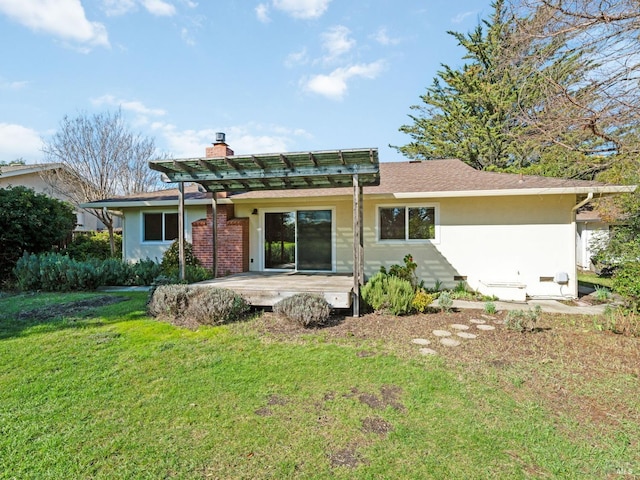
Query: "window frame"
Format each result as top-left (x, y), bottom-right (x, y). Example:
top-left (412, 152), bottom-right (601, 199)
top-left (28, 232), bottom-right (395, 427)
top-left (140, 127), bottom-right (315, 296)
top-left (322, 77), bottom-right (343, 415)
top-left (376, 203), bottom-right (440, 243)
top-left (142, 211), bottom-right (179, 243)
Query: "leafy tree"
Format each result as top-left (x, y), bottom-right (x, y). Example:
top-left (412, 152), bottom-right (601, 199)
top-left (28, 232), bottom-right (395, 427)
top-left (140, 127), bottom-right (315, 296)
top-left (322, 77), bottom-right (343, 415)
top-left (0, 186), bottom-right (76, 280)
top-left (42, 109), bottom-right (164, 255)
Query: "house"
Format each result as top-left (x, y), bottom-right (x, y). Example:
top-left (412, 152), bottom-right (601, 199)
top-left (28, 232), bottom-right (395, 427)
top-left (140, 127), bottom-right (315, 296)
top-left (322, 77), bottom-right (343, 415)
top-left (576, 209), bottom-right (611, 271)
top-left (82, 137), bottom-right (636, 302)
top-left (0, 163), bottom-right (109, 232)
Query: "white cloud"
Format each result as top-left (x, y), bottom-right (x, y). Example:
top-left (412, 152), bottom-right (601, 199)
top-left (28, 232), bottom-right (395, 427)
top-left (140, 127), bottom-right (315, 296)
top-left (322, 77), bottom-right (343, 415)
top-left (141, 0), bottom-right (175, 16)
top-left (0, 123), bottom-right (42, 162)
top-left (373, 27), bottom-right (400, 46)
top-left (0, 77), bottom-right (28, 90)
top-left (321, 25), bottom-right (354, 62)
top-left (102, 0), bottom-right (176, 17)
top-left (0, 0), bottom-right (109, 49)
top-left (272, 0), bottom-right (331, 19)
top-left (303, 61), bottom-right (385, 100)
top-left (451, 10), bottom-right (477, 24)
top-left (181, 27), bottom-right (195, 45)
top-left (255, 3), bottom-right (270, 23)
top-left (284, 47), bottom-right (308, 67)
top-left (92, 95), bottom-right (167, 118)
top-left (151, 122), bottom-right (311, 157)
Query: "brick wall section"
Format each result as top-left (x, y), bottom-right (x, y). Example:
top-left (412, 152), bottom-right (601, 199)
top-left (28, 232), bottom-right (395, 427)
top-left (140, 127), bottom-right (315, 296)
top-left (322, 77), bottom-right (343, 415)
top-left (192, 204), bottom-right (249, 276)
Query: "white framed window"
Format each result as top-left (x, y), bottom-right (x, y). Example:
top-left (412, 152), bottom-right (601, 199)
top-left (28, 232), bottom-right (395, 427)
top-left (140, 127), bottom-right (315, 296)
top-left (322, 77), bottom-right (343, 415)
top-left (143, 212), bottom-right (178, 242)
top-left (377, 204), bottom-right (439, 242)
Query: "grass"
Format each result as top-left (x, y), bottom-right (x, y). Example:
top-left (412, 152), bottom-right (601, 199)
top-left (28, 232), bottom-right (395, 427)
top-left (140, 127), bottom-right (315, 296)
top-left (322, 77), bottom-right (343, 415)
top-left (0, 292), bottom-right (638, 478)
top-left (578, 270), bottom-right (614, 290)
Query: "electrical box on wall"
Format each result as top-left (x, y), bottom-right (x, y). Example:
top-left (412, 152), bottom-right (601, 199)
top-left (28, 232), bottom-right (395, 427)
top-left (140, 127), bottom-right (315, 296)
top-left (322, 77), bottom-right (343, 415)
top-left (554, 272), bottom-right (569, 284)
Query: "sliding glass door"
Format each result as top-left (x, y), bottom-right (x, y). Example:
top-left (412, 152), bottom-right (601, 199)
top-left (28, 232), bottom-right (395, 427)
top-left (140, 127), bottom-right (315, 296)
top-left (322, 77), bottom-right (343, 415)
top-left (264, 209), bottom-right (332, 271)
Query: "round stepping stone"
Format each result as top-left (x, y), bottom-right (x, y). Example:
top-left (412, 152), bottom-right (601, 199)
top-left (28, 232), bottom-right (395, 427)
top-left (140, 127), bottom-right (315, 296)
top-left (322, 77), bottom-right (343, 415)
top-left (481, 314), bottom-right (496, 320)
top-left (476, 324), bottom-right (495, 331)
top-left (411, 338), bottom-right (431, 346)
top-left (440, 337), bottom-right (461, 347)
top-left (493, 319), bottom-right (504, 325)
top-left (470, 318), bottom-right (486, 324)
top-left (432, 330), bottom-right (451, 337)
top-left (419, 348), bottom-right (438, 356)
top-left (450, 324), bottom-right (470, 330)
top-left (456, 332), bottom-right (477, 339)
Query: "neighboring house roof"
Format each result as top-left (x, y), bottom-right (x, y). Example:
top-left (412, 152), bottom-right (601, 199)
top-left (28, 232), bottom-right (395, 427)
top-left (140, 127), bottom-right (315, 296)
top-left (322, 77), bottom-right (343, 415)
top-left (81, 159), bottom-right (637, 208)
top-left (0, 163), bottom-right (64, 179)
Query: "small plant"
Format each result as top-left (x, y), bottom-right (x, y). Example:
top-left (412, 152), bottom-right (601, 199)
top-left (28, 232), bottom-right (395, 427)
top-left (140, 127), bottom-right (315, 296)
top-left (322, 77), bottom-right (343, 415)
top-left (505, 305), bottom-right (542, 332)
top-left (596, 306), bottom-right (640, 337)
top-left (484, 301), bottom-right (497, 315)
top-left (429, 279), bottom-right (444, 293)
top-left (437, 290), bottom-right (453, 312)
top-left (381, 254), bottom-right (421, 289)
top-left (412, 289), bottom-right (434, 313)
top-left (273, 293), bottom-right (331, 327)
top-left (593, 286), bottom-right (612, 303)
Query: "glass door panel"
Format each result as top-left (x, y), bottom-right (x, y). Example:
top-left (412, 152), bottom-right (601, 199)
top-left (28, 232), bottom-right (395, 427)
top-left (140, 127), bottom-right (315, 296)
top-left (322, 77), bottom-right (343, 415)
top-left (297, 210), bottom-right (332, 271)
top-left (264, 212), bottom-right (295, 270)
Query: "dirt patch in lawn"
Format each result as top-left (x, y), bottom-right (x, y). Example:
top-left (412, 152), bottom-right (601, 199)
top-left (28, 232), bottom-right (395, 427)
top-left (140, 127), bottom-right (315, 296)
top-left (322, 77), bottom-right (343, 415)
top-left (243, 308), bottom-right (640, 449)
top-left (16, 295), bottom-right (128, 322)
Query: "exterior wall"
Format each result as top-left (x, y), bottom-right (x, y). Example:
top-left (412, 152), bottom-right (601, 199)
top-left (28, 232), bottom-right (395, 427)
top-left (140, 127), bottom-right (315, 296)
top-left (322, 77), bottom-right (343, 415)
top-left (576, 221), bottom-right (609, 271)
top-left (0, 171), bottom-right (106, 232)
top-left (121, 205), bottom-right (207, 263)
top-left (192, 204), bottom-right (249, 276)
top-left (238, 193), bottom-right (580, 299)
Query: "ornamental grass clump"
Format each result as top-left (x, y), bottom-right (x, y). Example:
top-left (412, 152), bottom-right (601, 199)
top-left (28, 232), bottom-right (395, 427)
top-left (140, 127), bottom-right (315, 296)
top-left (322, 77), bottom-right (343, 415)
top-left (273, 293), bottom-right (331, 328)
top-left (505, 305), bottom-right (542, 332)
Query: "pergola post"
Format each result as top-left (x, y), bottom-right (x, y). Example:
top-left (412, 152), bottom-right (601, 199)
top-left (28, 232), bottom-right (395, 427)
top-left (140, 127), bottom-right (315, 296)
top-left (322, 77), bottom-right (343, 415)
top-left (353, 174), bottom-right (364, 317)
top-left (178, 181), bottom-right (185, 281)
top-left (211, 192), bottom-right (218, 278)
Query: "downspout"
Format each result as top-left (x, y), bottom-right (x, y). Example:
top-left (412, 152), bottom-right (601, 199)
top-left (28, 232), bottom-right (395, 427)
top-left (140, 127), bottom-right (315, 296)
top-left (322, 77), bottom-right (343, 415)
top-left (570, 192), bottom-right (593, 296)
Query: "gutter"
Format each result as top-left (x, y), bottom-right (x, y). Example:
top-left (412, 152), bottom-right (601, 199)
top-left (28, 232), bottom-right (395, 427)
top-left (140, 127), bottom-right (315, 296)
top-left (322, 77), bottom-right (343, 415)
top-left (572, 192), bottom-right (594, 213)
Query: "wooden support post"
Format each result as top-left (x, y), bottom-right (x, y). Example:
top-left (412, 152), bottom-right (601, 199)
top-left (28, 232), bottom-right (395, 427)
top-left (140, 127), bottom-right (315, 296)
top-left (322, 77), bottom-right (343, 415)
top-left (212, 192), bottom-right (218, 278)
top-left (178, 182), bottom-right (185, 281)
top-left (353, 174), bottom-right (362, 317)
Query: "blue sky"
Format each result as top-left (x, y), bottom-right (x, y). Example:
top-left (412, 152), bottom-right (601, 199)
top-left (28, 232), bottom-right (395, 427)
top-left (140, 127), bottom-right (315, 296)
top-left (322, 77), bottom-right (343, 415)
top-left (0, 0), bottom-right (491, 164)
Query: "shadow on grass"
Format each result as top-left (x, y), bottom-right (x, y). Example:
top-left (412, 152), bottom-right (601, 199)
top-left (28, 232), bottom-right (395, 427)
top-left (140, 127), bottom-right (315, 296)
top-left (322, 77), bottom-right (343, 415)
top-left (0, 292), bottom-right (149, 340)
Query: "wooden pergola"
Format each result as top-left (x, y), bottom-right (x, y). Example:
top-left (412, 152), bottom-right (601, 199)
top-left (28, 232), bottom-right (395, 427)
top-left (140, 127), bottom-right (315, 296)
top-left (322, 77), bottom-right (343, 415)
top-left (149, 148), bottom-right (380, 316)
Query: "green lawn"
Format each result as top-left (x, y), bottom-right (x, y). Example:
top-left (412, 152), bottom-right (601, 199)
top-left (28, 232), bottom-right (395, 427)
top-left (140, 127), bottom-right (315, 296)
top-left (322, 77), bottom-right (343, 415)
top-left (578, 270), bottom-right (614, 289)
top-left (0, 292), bottom-right (637, 479)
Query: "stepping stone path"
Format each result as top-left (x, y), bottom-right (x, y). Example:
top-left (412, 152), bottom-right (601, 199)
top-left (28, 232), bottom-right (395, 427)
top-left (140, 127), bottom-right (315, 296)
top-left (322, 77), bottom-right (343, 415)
top-left (412, 314), bottom-right (503, 355)
top-left (419, 348), bottom-right (438, 356)
top-left (476, 324), bottom-right (495, 331)
top-left (450, 324), bottom-right (470, 330)
top-left (432, 330), bottom-right (451, 337)
top-left (456, 332), bottom-right (477, 339)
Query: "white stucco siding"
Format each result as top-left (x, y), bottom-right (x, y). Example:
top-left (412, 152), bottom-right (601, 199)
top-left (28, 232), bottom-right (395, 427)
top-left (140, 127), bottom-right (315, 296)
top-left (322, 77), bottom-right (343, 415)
top-left (121, 206), bottom-right (207, 263)
top-left (363, 195), bottom-right (577, 298)
top-left (237, 193), bottom-right (579, 299)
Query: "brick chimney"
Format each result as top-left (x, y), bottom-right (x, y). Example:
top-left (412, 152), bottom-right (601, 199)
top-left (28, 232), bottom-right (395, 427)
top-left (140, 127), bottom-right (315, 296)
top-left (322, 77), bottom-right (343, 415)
top-left (205, 132), bottom-right (234, 158)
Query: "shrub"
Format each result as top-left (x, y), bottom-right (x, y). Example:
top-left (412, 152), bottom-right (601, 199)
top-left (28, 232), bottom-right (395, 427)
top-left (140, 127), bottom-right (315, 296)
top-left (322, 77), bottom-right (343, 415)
top-left (185, 288), bottom-right (249, 326)
top-left (613, 261), bottom-right (640, 310)
top-left (161, 265), bottom-right (212, 284)
top-left (437, 291), bottom-right (453, 312)
top-left (381, 253), bottom-right (422, 290)
top-left (161, 240), bottom-right (201, 273)
top-left (148, 285), bottom-right (249, 326)
top-left (147, 284), bottom-right (193, 318)
top-left (412, 289), bottom-right (434, 313)
top-left (273, 293), bottom-right (331, 327)
top-left (0, 186), bottom-right (76, 279)
top-left (361, 272), bottom-right (415, 316)
top-left (505, 305), bottom-right (542, 332)
top-left (596, 307), bottom-right (640, 337)
top-left (64, 231), bottom-right (122, 260)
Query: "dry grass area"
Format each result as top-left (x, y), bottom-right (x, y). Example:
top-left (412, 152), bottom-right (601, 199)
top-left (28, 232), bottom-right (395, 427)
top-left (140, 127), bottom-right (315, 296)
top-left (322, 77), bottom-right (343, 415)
top-left (245, 307), bottom-right (640, 462)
